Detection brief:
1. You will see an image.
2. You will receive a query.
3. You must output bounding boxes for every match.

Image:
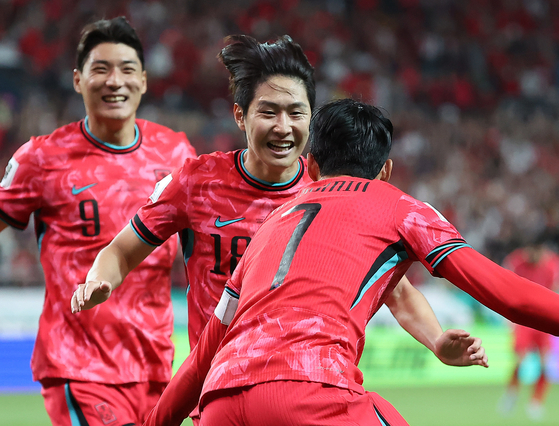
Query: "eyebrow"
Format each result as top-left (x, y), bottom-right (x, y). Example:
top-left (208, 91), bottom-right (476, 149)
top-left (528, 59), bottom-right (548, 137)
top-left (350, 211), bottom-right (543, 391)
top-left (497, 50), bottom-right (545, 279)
top-left (257, 100), bottom-right (309, 109)
top-left (90, 59), bottom-right (139, 66)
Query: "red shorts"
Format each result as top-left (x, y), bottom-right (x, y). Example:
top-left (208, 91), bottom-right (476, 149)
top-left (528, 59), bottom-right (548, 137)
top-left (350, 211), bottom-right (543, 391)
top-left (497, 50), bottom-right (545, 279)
top-left (199, 381), bottom-right (409, 426)
top-left (513, 324), bottom-right (551, 354)
top-left (40, 378), bottom-right (166, 426)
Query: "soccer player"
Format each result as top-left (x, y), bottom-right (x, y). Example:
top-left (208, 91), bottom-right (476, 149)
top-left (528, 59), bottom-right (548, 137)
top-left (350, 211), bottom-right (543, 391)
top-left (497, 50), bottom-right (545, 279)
top-left (0, 17), bottom-right (196, 425)
top-left (72, 36), bottom-right (488, 424)
top-left (142, 98), bottom-right (559, 426)
top-left (497, 235), bottom-right (559, 420)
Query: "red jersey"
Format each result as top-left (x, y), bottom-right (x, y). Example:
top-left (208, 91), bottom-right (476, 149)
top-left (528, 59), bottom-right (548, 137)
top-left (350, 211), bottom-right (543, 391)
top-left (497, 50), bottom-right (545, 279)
top-left (200, 177), bottom-right (468, 397)
top-left (132, 149), bottom-right (312, 348)
top-left (503, 249), bottom-right (559, 291)
top-left (144, 178), bottom-right (559, 426)
top-left (0, 119), bottom-right (196, 384)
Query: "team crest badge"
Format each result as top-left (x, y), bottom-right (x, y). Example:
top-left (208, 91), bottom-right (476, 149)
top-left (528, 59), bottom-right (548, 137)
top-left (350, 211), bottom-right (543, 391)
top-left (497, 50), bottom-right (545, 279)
top-left (154, 169), bottom-right (171, 181)
top-left (95, 402), bottom-right (117, 424)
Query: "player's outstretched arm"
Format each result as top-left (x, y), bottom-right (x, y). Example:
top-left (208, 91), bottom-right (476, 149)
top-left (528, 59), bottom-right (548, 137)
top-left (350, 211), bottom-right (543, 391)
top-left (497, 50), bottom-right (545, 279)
top-left (144, 314), bottom-right (228, 426)
top-left (384, 275), bottom-right (488, 367)
top-left (438, 247), bottom-right (559, 335)
top-left (71, 224), bottom-right (155, 313)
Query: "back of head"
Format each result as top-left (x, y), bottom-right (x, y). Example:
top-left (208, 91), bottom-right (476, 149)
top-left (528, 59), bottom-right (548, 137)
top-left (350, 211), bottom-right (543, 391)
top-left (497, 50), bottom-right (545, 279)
top-left (76, 16), bottom-right (144, 71)
top-left (218, 34), bottom-right (315, 113)
top-left (309, 98), bottom-right (393, 179)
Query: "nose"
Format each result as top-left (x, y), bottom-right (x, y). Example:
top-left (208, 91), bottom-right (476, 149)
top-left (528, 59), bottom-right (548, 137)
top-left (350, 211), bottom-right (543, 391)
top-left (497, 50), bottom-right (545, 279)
top-left (273, 112), bottom-right (291, 136)
top-left (106, 68), bottom-right (123, 88)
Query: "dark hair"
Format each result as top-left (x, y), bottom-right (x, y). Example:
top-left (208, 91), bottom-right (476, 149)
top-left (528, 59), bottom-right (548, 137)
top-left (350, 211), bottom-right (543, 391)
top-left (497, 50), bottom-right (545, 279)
top-left (309, 98), bottom-right (393, 179)
top-left (218, 34), bottom-right (315, 113)
top-left (76, 16), bottom-right (144, 71)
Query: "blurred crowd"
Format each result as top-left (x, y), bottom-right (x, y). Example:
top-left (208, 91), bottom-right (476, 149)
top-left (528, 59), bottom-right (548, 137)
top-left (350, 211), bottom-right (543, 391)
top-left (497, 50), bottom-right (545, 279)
top-left (1, 0), bottom-right (559, 287)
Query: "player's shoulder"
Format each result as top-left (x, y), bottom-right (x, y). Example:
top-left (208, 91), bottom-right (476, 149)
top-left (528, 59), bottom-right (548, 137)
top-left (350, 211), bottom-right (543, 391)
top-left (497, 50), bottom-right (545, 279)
top-left (14, 121), bottom-right (82, 161)
top-left (193, 150), bottom-right (237, 169)
top-left (32, 121), bottom-right (82, 145)
top-left (136, 119), bottom-right (188, 142)
top-left (177, 150), bottom-right (237, 179)
top-left (375, 180), bottom-right (410, 205)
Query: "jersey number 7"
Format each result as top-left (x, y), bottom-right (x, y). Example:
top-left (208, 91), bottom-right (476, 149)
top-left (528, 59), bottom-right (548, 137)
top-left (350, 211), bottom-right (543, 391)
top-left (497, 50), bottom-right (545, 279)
top-left (270, 203), bottom-right (321, 290)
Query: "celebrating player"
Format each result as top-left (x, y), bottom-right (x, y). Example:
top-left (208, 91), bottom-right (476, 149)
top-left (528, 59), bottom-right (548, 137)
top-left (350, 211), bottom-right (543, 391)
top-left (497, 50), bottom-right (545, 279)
top-left (0, 17), bottom-right (196, 425)
top-left (142, 98), bottom-right (559, 426)
top-left (72, 35), bottom-right (490, 424)
top-left (497, 235), bottom-right (559, 420)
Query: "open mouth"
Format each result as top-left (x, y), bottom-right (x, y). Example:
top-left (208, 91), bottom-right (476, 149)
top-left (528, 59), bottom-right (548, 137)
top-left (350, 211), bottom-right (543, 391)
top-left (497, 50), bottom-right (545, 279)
top-left (102, 95), bottom-right (128, 103)
top-left (268, 141), bottom-right (294, 152)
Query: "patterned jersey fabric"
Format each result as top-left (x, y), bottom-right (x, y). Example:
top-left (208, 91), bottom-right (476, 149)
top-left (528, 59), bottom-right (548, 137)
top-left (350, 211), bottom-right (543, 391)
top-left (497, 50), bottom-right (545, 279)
top-left (200, 177), bottom-right (467, 396)
top-left (133, 149), bottom-right (312, 348)
top-left (0, 119), bottom-right (196, 384)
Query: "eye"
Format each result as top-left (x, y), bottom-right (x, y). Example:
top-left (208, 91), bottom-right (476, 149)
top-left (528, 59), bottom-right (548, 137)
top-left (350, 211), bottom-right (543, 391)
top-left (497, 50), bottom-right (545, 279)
top-left (122, 67), bottom-right (136, 74)
top-left (291, 110), bottom-right (307, 118)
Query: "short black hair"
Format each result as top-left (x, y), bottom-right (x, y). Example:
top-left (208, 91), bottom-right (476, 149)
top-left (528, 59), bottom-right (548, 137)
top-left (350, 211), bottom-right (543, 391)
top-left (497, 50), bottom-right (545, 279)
top-left (76, 16), bottom-right (144, 71)
top-left (309, 98), bottom-right (393, 180)
top-left (218, 34), bottom-right (315, 114)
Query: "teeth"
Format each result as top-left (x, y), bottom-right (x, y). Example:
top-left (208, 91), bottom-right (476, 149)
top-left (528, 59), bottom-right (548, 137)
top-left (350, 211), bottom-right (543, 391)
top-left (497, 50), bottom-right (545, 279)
top-left (269, 142), bottom-right (292, 148)
top-left (103, 96), bottom-right (126, 102)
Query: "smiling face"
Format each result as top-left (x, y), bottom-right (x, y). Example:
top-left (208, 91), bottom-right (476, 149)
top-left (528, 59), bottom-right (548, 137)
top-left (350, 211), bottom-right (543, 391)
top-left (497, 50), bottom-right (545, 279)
top-left (73, 42), bottom-right (146, 127)
top-left (235, 75), bottom-right (311, 183)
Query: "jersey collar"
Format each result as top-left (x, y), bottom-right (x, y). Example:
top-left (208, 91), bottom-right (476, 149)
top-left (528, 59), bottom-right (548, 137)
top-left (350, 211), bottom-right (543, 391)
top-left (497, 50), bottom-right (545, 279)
top-left (234, 149), bottom-right (305, 191)
top-left (81, 116), bottom-right (142, 154)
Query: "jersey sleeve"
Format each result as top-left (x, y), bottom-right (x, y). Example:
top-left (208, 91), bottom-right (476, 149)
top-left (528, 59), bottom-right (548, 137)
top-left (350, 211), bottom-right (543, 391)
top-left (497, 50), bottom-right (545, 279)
top-left (438, 247), bottom-right (559, 335)
top-left (395, 194), bottom-right (471, 276)
top-left (0, 140), bottom-right (43, 229)
top-left (143, 314), bottom-right (228, 426)
top-left (131, 163), bottom-right (191, 247)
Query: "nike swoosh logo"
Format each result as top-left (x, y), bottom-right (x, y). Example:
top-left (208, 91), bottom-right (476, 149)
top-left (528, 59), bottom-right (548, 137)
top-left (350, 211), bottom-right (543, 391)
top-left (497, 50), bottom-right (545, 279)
top-left (215, 216), bottom-right (245, 228)
top-left (72, 183), bottom-right (97, 195)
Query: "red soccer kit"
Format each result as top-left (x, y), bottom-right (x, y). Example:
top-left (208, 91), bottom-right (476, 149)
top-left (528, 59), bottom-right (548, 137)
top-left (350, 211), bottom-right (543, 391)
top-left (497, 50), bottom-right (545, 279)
top-left (132, 149), bottom-right (312, 348)
top-left (503, 249), bottom-right (559, 353)
top-left (200, 177), bottom-right (470, 397)
top-left (145, 177), bottom-right (559, 426)
top-left (0, 118), bottom-right (196, 384)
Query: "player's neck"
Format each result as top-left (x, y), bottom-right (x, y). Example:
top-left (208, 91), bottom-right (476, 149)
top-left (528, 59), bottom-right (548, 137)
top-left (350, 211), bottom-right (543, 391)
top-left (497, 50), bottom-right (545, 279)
top-left (242, 150), bottom-right (300, 184)
top-left (86, 115), bottom-right (137, 146)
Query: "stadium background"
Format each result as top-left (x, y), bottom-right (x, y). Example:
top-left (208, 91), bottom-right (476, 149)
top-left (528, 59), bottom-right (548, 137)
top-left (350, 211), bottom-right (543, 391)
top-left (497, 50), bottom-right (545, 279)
top-left (1, 0), bottom-right (559, 424)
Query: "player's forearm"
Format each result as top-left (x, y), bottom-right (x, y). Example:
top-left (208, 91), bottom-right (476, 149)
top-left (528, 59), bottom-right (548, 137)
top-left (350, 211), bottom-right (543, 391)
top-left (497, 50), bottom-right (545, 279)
top-left (384, 275), bottom-right (442, 353)
top-left (85, 244), bottom-right (129, 290)
top-left (439, 247), bottom-right (559, 335)
top-left (86, 224), bottom-right (155, 290)
top-left (144, 315), bottom-right (227, 426)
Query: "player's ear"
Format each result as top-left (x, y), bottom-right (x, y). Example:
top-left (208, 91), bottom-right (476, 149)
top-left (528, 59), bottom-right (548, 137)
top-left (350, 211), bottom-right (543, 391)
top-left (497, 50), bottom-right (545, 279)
top-left (376, 159), bottom-right (393, 182)
top-left (233, 104), bottom-right (245, 132)
top-left (307, 153), bottom-right (320, 181)
top-left (73, 69), bottom-right (82, 94)
top-left (141, 70), bottom-right (147, 94)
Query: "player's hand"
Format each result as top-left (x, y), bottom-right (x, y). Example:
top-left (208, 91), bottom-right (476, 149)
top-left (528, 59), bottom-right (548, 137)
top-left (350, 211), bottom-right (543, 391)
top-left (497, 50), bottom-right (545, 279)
top-left (71, 281), bottom-right (113, 313)
top-left (434, 329), bottom-right (489, 368)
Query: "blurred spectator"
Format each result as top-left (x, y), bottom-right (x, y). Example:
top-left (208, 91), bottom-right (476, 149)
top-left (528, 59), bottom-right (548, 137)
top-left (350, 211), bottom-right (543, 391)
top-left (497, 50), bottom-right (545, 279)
top-left (2, 0), bottom-right (559, 289)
